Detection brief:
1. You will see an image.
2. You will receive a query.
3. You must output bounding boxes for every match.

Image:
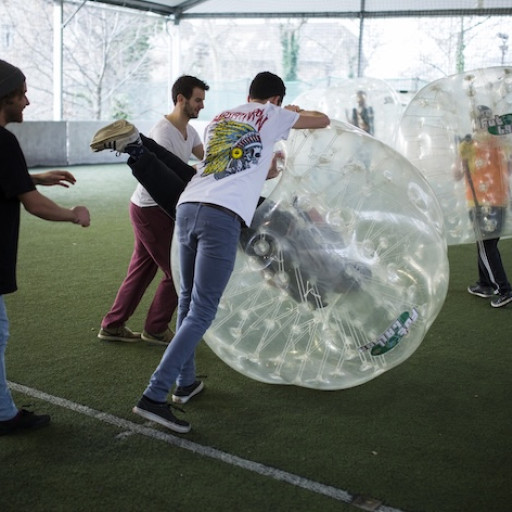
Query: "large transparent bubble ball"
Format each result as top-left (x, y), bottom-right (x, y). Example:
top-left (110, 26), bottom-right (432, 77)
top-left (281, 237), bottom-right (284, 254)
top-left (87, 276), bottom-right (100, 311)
top-left (292, 77), bottom-right (404, 147)
top-left (172, 121), bottom-right (449, 389)
top-left (397, 66), bottom-right (512, 245)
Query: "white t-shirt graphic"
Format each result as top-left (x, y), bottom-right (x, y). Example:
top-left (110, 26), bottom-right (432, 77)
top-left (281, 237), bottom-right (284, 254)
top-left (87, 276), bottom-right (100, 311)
top-left (178, 102), bottom-right (299, 226)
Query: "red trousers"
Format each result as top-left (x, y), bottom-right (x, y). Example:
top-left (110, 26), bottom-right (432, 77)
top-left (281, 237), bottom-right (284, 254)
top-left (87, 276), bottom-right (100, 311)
top-left (101, 202), bottom-right (178, 334)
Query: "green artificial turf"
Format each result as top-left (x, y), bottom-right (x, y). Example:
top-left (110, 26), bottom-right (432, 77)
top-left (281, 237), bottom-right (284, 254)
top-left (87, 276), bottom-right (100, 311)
top-left (0, 164), bottom-right (510, 512)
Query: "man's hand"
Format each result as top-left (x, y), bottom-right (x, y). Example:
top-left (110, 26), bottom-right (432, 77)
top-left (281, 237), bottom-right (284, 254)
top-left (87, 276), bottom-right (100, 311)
top-left (266, 151), bottom-right (285, 180)
top-left (32, 170), bottom-right (76, 188)
top-left (284, 104), bottom-right (302, 113)
top-left (72, 206), bottom-right (91, 227)
top-left (287, 105), bottom-right (330, 129)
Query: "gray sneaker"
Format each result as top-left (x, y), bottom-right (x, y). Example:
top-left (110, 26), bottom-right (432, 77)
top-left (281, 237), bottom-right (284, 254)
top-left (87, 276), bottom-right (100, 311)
top-left (491, 291), bottom-right (512, 308)
top-left (132, 396), bottom-right (191, 433)
top-left (141, 327), bottom-right (174, 346)
top-left (90, 120), bottom-right (141, 153)
top-left (467, 283), bottom-right (497, 298)
top-left (98, 325), bottom-right (141, 343)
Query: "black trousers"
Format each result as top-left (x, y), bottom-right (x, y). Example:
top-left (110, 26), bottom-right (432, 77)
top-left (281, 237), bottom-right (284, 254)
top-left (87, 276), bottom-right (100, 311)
top-left (128, 133), bottom-right (196, 219)
top-left (477, 237), bottom-right (511, 293)
top-left (471, 206), bottom-right (511, 293)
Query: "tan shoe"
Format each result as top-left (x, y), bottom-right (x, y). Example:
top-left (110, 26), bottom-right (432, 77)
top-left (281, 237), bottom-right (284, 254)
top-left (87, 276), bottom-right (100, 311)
top-left (98, 325), bottom-right (141, 343)
top-left (90, 120), bottom-right (141, 153)
top-left (141, 327), bottom-right (174, 346)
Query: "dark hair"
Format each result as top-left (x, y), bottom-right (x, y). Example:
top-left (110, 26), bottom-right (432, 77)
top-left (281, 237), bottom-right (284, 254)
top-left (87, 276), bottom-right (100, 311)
top-left (248, 72), bottom-right (286, 104)
top-left (476, 105), bottom-right (492, 116)
top-left (172, 75), bottom-right (209, 105)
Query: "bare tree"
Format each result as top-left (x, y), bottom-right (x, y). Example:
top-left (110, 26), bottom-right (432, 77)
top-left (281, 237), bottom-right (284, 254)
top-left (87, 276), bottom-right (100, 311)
top-left (420, 16), bottom-right (490, 77)
top-left (0, 0), bottom-right (55, 118)
top-left (63, 5), bottom-right (161, 119)
top-left (0, 0), bottom-right (163, 120)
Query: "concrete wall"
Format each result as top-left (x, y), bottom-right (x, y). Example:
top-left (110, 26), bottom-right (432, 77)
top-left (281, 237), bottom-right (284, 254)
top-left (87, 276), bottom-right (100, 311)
top-left (7, 120), bottom-right (154, 168)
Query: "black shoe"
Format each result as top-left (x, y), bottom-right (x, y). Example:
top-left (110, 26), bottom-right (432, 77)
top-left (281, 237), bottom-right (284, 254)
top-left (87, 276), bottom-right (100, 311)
top-left (172, 380), bottom-right (204, 405)
top-left (132, 395), bottom-right (190, 433)
top-left (467, 283), bottom-right (497, 298)
top-left (491, 291), bottom-right (512, 308)
top-left (0, 409), bottom-right (51, 436)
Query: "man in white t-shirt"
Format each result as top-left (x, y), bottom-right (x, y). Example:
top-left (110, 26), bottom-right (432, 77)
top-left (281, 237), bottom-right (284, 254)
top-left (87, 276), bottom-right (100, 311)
top-left (90, 72), bottom-right (329, 433)
top-left (98, 76), bottom-right (209, 346)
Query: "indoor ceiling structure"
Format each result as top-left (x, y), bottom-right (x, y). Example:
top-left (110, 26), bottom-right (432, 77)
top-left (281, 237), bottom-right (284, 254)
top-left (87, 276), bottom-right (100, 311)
top-left (87, 0), bottom-right (512, 21)
top-left (49, 0), bottom-right (512, 119)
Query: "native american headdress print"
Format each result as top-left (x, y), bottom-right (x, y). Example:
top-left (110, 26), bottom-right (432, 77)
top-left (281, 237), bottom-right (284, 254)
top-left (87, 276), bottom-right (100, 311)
top-left (202, 120), bottom-right (263, 180)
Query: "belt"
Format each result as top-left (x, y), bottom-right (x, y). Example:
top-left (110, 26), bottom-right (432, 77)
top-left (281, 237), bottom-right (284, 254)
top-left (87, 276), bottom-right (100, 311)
top-left (198, 203), bottom-right (244, 225)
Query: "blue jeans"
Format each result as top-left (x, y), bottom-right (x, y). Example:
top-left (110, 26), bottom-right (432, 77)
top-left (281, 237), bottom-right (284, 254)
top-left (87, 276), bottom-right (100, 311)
top-left (143, 203), bottom-right (241, 402)
top-left (0, 296), bottom-right (18, 421)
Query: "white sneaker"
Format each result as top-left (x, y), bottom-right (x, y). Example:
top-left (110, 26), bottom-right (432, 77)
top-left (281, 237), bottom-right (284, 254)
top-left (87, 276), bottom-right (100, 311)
top-left (90, 120), bottom-right (141, 153)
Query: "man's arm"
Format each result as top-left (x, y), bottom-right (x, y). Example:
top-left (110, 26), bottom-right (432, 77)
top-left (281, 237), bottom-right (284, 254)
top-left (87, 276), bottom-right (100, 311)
top-left (284, 105), bottom-right (330, 129)
top-left (31, 170), bottom-right (76, 188)
top-left (192, 143), bottom-right (204, 161)
top-left (19, 189), bottom-right (90, 227)
top-left (455, 138), bottom-right (472, 181)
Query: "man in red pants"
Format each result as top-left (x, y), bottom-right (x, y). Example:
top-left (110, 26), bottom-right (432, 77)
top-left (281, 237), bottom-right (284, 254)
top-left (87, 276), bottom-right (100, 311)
top-left (98, 76), bottom-right (209, 345)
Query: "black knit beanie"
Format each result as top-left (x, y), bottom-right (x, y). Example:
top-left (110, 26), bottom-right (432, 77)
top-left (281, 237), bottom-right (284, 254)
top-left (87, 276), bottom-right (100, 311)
top-left (0, 60), bottom-right (26, 99)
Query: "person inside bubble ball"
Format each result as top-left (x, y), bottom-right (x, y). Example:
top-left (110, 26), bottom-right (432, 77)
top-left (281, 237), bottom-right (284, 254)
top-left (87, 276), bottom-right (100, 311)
top-left (240, 197), bottom-right (372, 308)
top-left (90, 71), bottom-right (330, 433)
top-left (455, 105), bottom-right (512, 308)
top-left (350, 90), bottom-right (374, 135)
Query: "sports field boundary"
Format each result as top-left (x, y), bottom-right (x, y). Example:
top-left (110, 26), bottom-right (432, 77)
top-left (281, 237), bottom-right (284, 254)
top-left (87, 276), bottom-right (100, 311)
top-left (9, 381), bottom-right (405, 512)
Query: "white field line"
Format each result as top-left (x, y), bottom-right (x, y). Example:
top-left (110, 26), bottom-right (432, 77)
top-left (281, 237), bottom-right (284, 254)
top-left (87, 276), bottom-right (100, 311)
top-left (9, 381), bottom-right (405, 512)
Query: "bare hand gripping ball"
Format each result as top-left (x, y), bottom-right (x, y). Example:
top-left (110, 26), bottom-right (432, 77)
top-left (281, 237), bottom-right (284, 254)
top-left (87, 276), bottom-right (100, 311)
top-left (397, 66), bottom-right (512, 245)
top-left (172, 121), bottom-right (449, 389)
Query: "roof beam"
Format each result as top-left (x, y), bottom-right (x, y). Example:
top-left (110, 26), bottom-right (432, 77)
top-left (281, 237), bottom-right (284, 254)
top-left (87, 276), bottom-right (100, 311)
top-left (81, 2), bottom-right (512, 20)
top-left (85, 0), bottom-right (176, 17)
top-left (172, 0), bottom-right (210, 23)
top-left (177, 8), bottom-right (512, 20)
